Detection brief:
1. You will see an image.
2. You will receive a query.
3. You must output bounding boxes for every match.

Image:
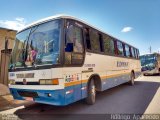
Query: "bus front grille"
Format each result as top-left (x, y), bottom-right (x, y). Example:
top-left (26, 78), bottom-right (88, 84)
top-left (18, 91), bottom-right (38, 98)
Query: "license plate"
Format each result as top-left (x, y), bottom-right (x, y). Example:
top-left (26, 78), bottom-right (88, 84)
top-left (24, 97), bottom-right (33, 101)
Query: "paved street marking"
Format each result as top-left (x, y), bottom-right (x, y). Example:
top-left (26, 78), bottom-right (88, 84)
top-left (0, 106), bottom-right (25, 114)
top-left (144, 87), bottom-right (160, 114)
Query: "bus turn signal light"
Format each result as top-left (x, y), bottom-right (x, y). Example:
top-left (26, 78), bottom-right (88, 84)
top-left (52, 79), bottom-right (59, 85)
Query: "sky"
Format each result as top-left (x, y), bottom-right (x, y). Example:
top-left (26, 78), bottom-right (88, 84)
top-left (0, 0), bottom-right (160, 55)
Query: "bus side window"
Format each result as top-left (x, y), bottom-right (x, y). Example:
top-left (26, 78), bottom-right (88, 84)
top-left (89, 29), bottom-right (100, 52)
top-left (134, 48), bottom-right (137, 59)
top-left (117, 41), bottom-right (124, 56)
top-left (65, 24), bottom-right (84, 65)
top-left (135, 49), bottom-right (139, 59)
top-left (103, 35), bottom-right (115, 55)
top-left (125, 44), bottom-right (131, 57)
top-left (137, 49), bottom-right (140, 59)
top-left (134, 48), bottom-right (137, 58)
top-left (131, 47), bottom-right (136, 58)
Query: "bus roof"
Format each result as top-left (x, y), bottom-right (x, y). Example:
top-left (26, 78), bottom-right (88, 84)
top-left (18, 14), bottom-right (138, 49)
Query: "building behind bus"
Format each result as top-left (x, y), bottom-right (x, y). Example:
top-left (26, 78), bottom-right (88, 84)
top-left (0, 27), bottom-right (17, 86)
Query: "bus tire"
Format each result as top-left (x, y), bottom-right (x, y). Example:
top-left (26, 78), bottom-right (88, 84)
top-left (129, 72), bottom-right (135, 86)
top-left (86, 79), bottom-right (96, 105)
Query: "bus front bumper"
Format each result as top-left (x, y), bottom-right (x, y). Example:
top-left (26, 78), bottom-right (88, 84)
top-left (9, 88), bottom-right (66, 106)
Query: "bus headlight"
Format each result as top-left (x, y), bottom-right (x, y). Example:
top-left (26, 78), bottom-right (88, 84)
top-left (39, 79), bottom-right (59, 85)
top-left (9, 79), bottom-right (15, 85)
top-left (39, 79), bottom-right (46, 85)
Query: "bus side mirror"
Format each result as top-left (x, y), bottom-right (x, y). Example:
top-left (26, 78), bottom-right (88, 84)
top-left (65, 43), bottom-right (73, 52)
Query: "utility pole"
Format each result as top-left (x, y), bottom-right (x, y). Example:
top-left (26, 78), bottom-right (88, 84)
top-left (149, 46), bottom-right (152, 53)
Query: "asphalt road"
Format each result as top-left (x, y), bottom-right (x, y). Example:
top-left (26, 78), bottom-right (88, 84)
top-left (1, 75), bottom-right (160, 120)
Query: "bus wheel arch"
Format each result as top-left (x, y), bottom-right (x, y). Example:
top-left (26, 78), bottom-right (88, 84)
top-left (87, 74), bottom-right (102, 91)
top-left (85, 74), bottom-right (102, 105)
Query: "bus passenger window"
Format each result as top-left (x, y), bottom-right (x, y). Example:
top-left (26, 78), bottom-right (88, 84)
top-left (117, 41), bottom-right (124, 56)
top-left (65, 24), bottom-right (84, 65)
top-left (103, 35), bottom-right (115, 55)
top-left (89, 30), bottom-right (100, 52)
top-left (125, 44), bottom-right (131, 57)
top-left (135, 49), bottom-right (137, 58)
top-left (135, 49), bottom-right (138, 59)
top-left (136, 49), bottom-right (140, 59)
top-left (131, 47), bottom-right (136, 58)
top-left (74, 27), bottom-right (83, 53)
top-left (66, 25), bottom-right (83, 53)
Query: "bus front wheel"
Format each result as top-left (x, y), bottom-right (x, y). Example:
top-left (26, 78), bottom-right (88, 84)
top-left (86, 79), bottom-right (96, 105)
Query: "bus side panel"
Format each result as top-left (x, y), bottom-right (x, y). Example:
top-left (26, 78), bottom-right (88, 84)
top-left (64, 86), bottom-right (75, 105)
top-left (64, 84), bottom-right (82, 105)
top-left (63, 68), bottom-right (85, 105)
top-left (135, 60), bottom-right (141, 78)
top-left (81, 83), bottom-right (87, 99)
top-left (101, 73), bottom-right (131, 91)
top-left (74, 84), bottom-right (82, 101)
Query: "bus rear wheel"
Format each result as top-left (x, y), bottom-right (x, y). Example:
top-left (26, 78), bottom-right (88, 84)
top-left (86, 79), bottom-right (96, 105)
top-left (129, 72), bottom-right (135, 86)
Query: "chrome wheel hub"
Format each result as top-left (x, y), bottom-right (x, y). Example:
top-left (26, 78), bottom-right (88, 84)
top-left (91, 85), bottom-right (95, 96)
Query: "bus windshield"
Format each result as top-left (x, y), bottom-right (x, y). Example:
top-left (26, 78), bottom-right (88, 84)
top-left (140, 54), bottom-right (157, 70)
top-left (10, 19), bottom-right (61, 68)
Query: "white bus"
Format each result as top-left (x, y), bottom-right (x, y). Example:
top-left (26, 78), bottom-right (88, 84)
top-left (140, 53), bottom-right (160, 75)
top-left (9, 15), bottom-right (141, 105)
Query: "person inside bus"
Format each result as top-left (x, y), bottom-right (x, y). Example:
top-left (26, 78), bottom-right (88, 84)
top-left (25, 45), bottom-right (37, 66)
top-left (25, 32), bottom-right (46, 65)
